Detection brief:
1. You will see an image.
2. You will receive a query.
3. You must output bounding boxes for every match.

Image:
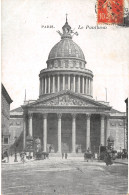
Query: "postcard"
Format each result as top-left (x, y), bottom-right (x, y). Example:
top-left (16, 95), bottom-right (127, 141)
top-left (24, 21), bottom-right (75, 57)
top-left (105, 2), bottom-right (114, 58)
top-left (1, 0), bottom-right (129, 194)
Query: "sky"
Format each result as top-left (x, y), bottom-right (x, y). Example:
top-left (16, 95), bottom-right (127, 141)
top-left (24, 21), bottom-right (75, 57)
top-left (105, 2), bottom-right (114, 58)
top-left (1, 0), bottom-right (129, 112)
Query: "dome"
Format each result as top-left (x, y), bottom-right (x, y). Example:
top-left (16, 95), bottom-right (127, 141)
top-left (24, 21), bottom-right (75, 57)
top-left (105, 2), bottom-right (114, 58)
top-left (48, 38), bottom-right (85, 62)
top-left (39, 17), bottom-right (93, 98)
top-left (47, 18), bottom-right (86, 65)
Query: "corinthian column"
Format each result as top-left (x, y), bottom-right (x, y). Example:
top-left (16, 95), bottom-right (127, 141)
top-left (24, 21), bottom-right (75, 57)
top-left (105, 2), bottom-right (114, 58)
top-left (72, 114), bottom-right (76, 153)
top-left (23, 114), bottom-right (27, 150)
top-left (42, 78), bottom-right (44, 94)
top-left (43, 114), bottom-right (48, 152)
top-left (106, 115), bottom-right (110, 144)
top-left (44, 77), bottom-right (47, 94)
top-left (89, 79), bottom-right (91, 95)
top-left (68, 75), bottom-right (70, 90)
top-left (86, 114), bottom-right (91, 150)
top-left (73, 75), bottom-right (75, 92)
top-left (91, 79), bottom-right (93, 96)
top-left (53, 75), bottom-right (55, 93)
top-left (63, 75), bottom-right (65, 90)
top-left (78, 76), bottom-right (80, 93)
top-left (57, 75), bottom-right (60, 92)
top-left (48, 76), bottom-right (50, 93)
top-left (57, 113), bottom-right (62, 153)
top-left (86, 77), bottom-right (88, 94)
top-left (87, 79), bottom-right (89, 95)
top-left (100, 114), bottom-right (105, 145)
top-left (28, 113), bottom-right (33, 137)
top-left (82, 76), bottom-right (84, 94)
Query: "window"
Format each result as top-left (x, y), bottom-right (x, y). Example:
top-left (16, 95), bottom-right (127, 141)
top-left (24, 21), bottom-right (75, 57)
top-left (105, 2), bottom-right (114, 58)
top-left (69, 49), bottom-right (71, 54)
top-left (4, 137), bottom-right (9, 144)
top-left (65, 60), bottom-right (68, 68)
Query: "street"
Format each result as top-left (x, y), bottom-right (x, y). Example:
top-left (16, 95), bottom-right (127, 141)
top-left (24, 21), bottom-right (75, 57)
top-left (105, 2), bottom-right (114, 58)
top-left (2, 158), bottom-right (128, 195)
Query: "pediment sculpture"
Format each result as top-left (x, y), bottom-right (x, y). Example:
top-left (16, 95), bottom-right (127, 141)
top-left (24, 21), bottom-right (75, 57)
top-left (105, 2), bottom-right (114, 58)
top-left (37, 95), bottom-right (94, 106)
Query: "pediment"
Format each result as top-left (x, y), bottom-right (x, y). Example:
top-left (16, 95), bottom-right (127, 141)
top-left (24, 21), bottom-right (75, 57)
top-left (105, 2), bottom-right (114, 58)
top-left (40, 94), bottom-right (94, 107)
top-left (31, 93), bottom-right (102, 108)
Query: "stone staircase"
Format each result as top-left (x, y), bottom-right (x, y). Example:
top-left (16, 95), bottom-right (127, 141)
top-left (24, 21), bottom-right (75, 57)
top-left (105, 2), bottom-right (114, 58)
top-left (49, 153), bottom-right (84, 157)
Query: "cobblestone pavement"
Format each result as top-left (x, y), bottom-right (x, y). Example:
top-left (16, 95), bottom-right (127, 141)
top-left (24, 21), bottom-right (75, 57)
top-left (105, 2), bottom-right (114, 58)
top-left (2, 158), bottom-right (128, 195)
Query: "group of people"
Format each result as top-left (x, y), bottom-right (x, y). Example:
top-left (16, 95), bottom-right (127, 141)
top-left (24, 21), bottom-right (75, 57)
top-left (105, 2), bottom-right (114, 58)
top-left (2, 149), bottom-right (9, 163)
top-left (62, 153), bottom-right (68, 159)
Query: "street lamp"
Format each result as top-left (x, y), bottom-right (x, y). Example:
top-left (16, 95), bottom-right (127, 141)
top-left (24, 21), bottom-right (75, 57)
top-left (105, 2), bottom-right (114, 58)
top-left (14, 136), bottom-right (18, 162)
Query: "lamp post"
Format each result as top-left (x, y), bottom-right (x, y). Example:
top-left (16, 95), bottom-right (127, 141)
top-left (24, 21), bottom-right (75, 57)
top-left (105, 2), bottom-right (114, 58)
top-left (120, 147), bottom-right (122, 159)
top-left (14, 136), bottom-right (18, 162)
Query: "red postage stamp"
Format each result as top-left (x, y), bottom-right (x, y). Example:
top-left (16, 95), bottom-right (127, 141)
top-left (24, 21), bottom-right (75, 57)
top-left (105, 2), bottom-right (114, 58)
top-left (97, 0), bottom-right (124, 24)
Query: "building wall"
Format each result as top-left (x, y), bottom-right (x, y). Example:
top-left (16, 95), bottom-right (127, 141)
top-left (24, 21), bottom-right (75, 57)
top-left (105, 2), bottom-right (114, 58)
top-left (1, 94), bottom-right (11, 151)
top-left (109, 118), bottom-right (125, 151)
top-left (2, 95), bottom-right (10, 134)
top-left (9, 117), bottom-right (23, 146)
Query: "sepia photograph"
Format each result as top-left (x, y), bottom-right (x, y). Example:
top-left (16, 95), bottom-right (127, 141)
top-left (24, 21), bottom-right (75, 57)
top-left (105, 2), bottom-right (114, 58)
top-left (1, 0), bottom-right (129, 194)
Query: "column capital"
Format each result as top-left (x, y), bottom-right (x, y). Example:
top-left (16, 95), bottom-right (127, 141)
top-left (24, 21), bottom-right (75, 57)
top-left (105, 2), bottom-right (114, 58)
top-left (106, 114), bottom-right (110, 119)
top-left (71, 113), bottom-right (77, 119)
top-left (28, 113), bottom-right (33, 118)
top-left (86, 113), bottom-right (91, 119)
top-left (57, 113), bottom-right (62, 119)
top-left (101, 114), bottom-right (106, 120)
top-left (43, 113), bottom-right (48, 119)
top-left (23, 113), bottom-right (27, 118)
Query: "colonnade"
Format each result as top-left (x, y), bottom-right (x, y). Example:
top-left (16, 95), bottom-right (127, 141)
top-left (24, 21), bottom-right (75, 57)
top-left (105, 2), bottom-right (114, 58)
top-left (39, 74), bottom-right (93, 96)
top-left (23, 113), bottom-right (110, 153)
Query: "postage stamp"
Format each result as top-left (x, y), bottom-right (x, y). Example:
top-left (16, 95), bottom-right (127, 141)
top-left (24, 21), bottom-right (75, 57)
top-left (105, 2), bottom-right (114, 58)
top-left (97, 0), bottom-right (124, 24)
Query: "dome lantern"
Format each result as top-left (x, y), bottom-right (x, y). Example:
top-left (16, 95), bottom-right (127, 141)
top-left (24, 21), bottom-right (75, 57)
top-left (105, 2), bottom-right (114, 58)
top-left (61, 14), bottom-right (72, 39)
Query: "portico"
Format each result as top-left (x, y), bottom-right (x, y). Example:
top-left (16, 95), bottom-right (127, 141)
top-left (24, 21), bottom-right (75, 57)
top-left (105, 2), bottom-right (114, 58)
top-left (23, 92), bottom-right (111, 154)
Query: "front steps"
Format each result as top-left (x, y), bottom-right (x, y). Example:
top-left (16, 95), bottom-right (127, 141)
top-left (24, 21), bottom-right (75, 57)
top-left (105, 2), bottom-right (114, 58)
top-left (49, 153), bottom-right (84, 157)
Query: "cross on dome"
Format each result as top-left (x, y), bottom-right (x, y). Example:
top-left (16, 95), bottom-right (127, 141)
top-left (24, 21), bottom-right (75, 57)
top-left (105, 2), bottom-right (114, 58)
top-left (66, 13), bottom-right (68, 23)
top-left (56, 15), bottom-right (79, 39)
top-left (61, 14), bottom-right (72, 39)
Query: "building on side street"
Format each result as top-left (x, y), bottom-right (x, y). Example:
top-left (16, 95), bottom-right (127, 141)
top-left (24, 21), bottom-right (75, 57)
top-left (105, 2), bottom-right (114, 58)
top-left (1, 84), bottom-right (13, 153)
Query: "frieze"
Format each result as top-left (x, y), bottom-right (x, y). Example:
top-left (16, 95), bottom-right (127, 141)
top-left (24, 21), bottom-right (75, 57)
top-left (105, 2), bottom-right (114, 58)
top-left (110, 122), bottom-right (116, 126)
top-left (118, 122), bottom-right (124, 126)
top-left (38, 95), bottom-right (94, 107)
top-left (110, 121), bottom-right (124, 127)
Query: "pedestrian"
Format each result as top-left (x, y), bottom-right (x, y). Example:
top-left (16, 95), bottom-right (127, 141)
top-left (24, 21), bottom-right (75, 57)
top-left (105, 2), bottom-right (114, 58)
top-left (84, 153), bottom-right (86, 161)
top-left (20, 151), bottom-right (26, 163)
top-left (4, 149), bottom-right (9, 163)
top-left (65, 153), bottom-right (67, 159)
top-left (62, 153), bottom-right (64, 159)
